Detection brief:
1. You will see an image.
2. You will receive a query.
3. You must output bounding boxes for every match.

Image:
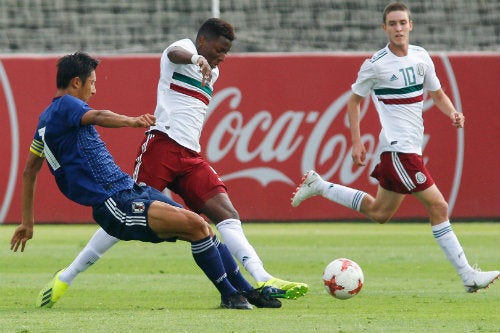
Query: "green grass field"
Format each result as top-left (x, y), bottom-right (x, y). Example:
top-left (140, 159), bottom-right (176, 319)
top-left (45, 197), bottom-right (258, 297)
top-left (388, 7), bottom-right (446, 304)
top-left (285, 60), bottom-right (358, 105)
top-left (1, 222), bottom-right (499, 333)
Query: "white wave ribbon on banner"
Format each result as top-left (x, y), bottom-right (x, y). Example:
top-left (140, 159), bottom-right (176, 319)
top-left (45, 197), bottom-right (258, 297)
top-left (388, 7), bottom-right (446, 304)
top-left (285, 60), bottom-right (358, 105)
top-left (221, 167), bottom-right (294, 186)
top-left (439, 53), bottom-right (464, 216)
top-left (0, 59), bottom-right (19, 223)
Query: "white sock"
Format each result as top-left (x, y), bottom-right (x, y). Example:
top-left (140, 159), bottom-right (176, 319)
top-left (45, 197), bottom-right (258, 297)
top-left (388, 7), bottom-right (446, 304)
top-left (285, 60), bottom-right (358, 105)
top-left (432, 221), bottom-right (473, 280)
top-left (317, 181), bottom-right (366, 212)
top-left (58, 228), bottom-right (119, 285)
top-left (216, 219), bottom-right (272, 283)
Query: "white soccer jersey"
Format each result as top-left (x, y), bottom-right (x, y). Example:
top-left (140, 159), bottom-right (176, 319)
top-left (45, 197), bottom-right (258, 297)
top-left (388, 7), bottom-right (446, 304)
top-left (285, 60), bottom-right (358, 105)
top-left (351, 44), bottom-right (441, 155)
top-left (150, 38), bottom-right (219, 152)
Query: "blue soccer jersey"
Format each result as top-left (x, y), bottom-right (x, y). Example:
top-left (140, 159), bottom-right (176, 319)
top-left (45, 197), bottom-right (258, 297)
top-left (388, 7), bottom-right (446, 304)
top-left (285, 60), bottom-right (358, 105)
top-left (29, 94), bottom-right (134, 206)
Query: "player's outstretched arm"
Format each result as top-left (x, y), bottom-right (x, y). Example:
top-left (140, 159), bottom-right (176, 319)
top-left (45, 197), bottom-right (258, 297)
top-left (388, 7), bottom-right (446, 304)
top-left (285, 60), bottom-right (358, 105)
top-left (81, 109), bottom-right (156, 128)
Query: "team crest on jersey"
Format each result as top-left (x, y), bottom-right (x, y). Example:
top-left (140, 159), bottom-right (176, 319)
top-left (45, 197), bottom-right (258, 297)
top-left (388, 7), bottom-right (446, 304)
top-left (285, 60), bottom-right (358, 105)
top-left (132, 201), bottom-right (145, 213)
top-left (417, 63), bottom-right (425, 76)
top-left (415, 172), bottom-right (427, 184)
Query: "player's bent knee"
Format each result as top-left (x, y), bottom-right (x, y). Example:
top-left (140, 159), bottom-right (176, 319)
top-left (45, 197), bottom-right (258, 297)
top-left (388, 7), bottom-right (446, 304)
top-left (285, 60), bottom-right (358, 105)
top-left (183, 214), bottom-right (211, 241)
top-left (371, 212), bottom-right (392, 224)
top-left (430, 201), bottom-right (448, 215)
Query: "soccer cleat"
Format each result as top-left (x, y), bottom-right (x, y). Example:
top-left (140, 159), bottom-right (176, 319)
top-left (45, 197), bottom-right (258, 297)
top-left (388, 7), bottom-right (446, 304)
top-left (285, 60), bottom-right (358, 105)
top-left (243, 287), bottom-right (283, 308)
top-left (291, 170), bottom-right (322, 207)
top-left (36, 269), bottom-right (69, 308)
top-left (463, 268), bottom-right (500, 293)
top-left (220, 292), bottom-right (253, 310)
top-left (257, 277), bottom-right (308, 300)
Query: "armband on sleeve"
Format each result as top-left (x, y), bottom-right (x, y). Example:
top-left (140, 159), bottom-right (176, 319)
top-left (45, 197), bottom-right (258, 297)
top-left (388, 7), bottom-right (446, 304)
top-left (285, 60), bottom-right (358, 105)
top-left (29, 139), bottom-right (45, 158)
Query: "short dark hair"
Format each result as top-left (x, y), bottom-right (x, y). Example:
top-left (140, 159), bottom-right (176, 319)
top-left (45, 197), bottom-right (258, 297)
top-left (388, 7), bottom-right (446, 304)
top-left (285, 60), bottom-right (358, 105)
top-left (56, 52), bottom-right (99, 89)
top-left (196, 18), bottom-right (235, 42)
top-left (382, 2), bottom-right (411, 23)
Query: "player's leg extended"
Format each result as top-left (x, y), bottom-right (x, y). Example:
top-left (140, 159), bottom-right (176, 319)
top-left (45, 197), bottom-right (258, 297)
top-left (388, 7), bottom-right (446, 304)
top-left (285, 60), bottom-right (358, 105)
top-left (36, 228), bottom-right (119, 308)
top-left (291, 170), bottom-right (404, 223)
top-left (148, 200), bottom-right (252, 309)
top-left (204, 194), bottom-right (308, 300)
top-left (291, 170), bottom-right (369, 212)
top-left (414, 185), bottom-right (499, 293)
top-left (213, 235), bottom-right (283, 308)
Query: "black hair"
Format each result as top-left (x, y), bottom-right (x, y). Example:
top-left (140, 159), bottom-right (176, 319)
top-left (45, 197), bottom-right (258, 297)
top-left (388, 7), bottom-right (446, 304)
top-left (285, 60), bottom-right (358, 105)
top-left (56, 52), bottom-right (99, 89)
top-left (196, 18), bottom-right (235, 42)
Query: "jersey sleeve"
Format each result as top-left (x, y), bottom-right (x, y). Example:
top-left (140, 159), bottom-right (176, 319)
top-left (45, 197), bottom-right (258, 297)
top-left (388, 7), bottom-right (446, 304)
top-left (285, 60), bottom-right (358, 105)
top-left (62, 96), bottom-right (92, 128)
top-left (166, 38), bottom-right (196, 54)
top-left (351, 59), bottom-right (377, 97)
top-left (164, 39), bottom-right (198, 75)
top-left (422, 51), bottom-right (441, 92)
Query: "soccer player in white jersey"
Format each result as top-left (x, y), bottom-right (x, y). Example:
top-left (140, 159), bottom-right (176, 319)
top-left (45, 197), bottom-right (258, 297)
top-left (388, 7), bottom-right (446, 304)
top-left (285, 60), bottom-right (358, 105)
top-left (35, 18), bottom-right (307, 309)
top-left (291, 2), bottom-right (499, 293)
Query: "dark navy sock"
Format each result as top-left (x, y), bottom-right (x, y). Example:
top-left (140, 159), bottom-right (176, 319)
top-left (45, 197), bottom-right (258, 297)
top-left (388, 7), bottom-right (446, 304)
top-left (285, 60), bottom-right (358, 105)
top-left (191, 236), bottom-right (237, 298)
top-left (213, 236), bottom-right (253, 292)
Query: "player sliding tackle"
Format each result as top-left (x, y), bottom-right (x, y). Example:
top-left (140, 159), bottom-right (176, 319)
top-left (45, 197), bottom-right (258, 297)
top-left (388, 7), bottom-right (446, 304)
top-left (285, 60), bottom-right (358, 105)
top-left (291, 2), bottom-right (499, 293)
top-left (10, 51), bottom-right (289, 309)
top-left (19, 18), bottom-right (308, 310)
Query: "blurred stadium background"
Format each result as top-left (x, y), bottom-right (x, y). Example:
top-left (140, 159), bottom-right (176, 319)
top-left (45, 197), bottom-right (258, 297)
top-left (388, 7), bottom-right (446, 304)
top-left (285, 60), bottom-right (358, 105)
top-left (1, 0), bottom-right (499, 54)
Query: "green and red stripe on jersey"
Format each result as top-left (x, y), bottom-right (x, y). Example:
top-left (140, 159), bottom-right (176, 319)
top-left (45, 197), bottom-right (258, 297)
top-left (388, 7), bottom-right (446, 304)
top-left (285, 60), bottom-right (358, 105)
top-left (374, 84), bottom-right (423, 105)
top-left (170, 72), bottom-right (212, 105)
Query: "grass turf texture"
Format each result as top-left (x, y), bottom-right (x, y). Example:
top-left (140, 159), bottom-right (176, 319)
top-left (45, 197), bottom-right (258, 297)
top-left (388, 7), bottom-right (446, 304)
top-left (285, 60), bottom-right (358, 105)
top-left (1, 222), bottom-right (499, 333)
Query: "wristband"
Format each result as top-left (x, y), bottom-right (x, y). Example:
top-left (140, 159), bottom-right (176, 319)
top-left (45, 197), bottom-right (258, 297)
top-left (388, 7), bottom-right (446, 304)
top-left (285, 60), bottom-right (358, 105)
top-left (191, 54), bottom-right (202, 65)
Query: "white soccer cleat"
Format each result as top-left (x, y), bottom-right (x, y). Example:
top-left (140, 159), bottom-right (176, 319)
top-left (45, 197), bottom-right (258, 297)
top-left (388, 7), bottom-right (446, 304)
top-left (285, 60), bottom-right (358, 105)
top-left (463, 268), bottom-right (500, 293)
top-left (291, 170), bottom-right (322, 207)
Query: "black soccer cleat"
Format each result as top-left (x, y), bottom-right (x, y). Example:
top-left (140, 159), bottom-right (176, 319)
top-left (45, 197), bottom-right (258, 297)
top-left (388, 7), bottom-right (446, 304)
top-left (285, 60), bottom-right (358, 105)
top-left (220, 292), bottom-right (253, 310)
top-left (243, 287), bottom-right (283, 308)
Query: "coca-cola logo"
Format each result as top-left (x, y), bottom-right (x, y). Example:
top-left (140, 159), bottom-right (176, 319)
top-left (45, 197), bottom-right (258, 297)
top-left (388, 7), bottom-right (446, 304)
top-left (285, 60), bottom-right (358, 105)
top-left (204, 54), bottom-right (463, 215)
top-left (0, 59), bottom-right (20, 223)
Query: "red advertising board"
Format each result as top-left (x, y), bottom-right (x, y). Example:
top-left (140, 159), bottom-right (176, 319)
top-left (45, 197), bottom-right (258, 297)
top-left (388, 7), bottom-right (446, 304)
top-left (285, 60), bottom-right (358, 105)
top-left (1, 53), bottom-right (499, 223)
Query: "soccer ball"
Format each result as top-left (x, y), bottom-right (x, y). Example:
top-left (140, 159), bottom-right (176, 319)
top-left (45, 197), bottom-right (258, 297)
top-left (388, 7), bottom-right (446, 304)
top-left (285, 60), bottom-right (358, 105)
top-left (322, 258), bottom-right (364, 300)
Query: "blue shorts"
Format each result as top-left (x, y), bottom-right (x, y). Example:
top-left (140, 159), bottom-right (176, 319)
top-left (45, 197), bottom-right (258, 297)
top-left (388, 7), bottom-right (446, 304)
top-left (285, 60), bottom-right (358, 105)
top-left (92, 184), bottom-right (182, 243)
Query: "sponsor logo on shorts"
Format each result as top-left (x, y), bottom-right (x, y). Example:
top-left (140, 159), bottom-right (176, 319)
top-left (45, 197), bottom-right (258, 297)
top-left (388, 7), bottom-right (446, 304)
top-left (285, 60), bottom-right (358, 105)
top-left (132, 201), bottom-right (145, 213)
top-left (415, 172), bottom-right (427, 184)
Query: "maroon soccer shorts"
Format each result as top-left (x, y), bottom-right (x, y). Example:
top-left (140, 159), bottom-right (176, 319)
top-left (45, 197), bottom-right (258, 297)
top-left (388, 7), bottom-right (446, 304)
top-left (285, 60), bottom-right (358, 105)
top-left (133, 131), bottom-right (227, 212)
top-left (370, 151), bottom-right (435, 194)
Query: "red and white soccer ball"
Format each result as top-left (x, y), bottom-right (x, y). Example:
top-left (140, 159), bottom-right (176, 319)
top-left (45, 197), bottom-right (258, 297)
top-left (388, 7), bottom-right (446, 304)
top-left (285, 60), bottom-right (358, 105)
top-left (323, 258), bottom-right (364, 300)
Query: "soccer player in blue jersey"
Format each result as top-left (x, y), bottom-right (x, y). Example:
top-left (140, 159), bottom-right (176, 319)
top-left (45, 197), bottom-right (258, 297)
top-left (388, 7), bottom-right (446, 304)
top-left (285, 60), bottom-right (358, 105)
top-left (291, 2), bottom-right (499, 293)
top-left (9, 51), bottom-right (280, 309)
